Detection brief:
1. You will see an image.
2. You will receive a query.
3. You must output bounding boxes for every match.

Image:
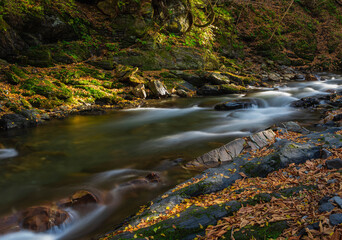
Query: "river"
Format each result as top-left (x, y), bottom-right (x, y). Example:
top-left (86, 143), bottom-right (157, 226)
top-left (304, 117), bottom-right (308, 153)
top-left (0, 73), bottom-right (341, 240)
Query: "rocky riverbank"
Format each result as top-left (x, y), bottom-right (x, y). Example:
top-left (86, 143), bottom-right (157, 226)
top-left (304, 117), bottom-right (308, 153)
top-left (0, 0), bottom-right (341, 132)
top-left (98, 89), bottom-right (342, 240)
top-left (0, 62), bottom-right (316, 131)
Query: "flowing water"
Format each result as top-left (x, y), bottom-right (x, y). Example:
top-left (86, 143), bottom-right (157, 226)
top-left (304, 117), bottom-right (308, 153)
top-left (0, 73), bottom-right (341, 240)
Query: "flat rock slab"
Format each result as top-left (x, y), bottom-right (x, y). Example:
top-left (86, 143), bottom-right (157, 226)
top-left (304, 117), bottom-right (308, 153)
top-left (186, 129), bottom-right (276, 169)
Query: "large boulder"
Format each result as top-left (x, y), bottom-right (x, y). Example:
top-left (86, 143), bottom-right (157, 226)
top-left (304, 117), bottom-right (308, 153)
top-left (0, 12), bottom-right (77, 60)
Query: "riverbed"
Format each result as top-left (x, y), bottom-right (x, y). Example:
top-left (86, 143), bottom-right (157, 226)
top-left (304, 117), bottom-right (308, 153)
top-left (0, 73), bottom-right (341, 240)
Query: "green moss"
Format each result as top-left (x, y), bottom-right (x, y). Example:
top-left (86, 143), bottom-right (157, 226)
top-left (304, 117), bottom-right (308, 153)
top-left (10, 65), bottom-right (26, 78)
top-left (28, 97), bottom-right (63, 109)
top-left (77, 66), bottom-right (110, 80)
top-left (25, 48), bottom-right (53, 67)
top-left (220, 84), bottom-right (246, 94)
top-left (52, 69), bottom-right (85, 83)
top-left (279, 185), bottom-right (317, 197)
top-left (222, 221), bottom-right (288, 240)
top-left (21, 78), bottom-right (72, 100)
top-left (4, 71), bottom-right (20, 85)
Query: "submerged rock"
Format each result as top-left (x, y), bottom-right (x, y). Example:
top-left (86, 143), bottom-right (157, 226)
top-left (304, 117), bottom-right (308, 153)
top-left (214, 99), bottom-right (254, 111)
top-left (19, 206), bottom-right (69, 232)
top-left (305, 73), bottom-right (318, 81)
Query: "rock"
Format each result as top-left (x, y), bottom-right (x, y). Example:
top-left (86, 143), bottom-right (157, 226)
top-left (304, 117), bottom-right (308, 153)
top-left (277, 121), bottom-right (310, 134)
top-left (86, 59), bottom-right (116, 70)
top-left (146, 80), bottom-right (169, 98)
top-left (277, 142), bottom-right (320, 166)
top-left (330, 214), bottom-right (342, 226)
top-left (197, 84), bottom-right (221, 96)
top-left (333, 114), bottom-right (342, 121)
top-left (171, 71), bottom-right (203, 87)
top-left (305, 73), bottom-right (318, 81)
top-left (97, 0), bottom-right (118, 18)
top-left (20, 109), bottom-right (43, 124)
top-left (298, 222), bottom-right (320, 236)
top-left (331, 196), bottom-right (342, 209)
top-left (60, 190), bottom-right (100, 208)
top-left (205, 72), bottom-right (230, 85)
top-left (322, 149), bottom-right (333, 159)
top-left (19, 206), bottom-right (69, 232)
top-left (186, 130), bottom-right (275, 169)
top-left (291, 97), bottom-right (320, 108)
top-left (0, 114), bottom-right (31, 130)
top-left (113, 47), bottom-right (210, 71)
top-left (268, 73), bottom-right (282, 82)
top-left (154, 158), bottom-right (183, 171)
top-left (319, 202), bottom-right (335, 213)
top-left (145, 172), bottom-right (161, 183)
top-left (175, 89), bottom-right (188, 98)
top-left (295, 74), bottom-right (305, 80)
top-left (132, 84), bottom-right (147, 99)
top-left (214, 99), bottom-right (254, 111)
top-left (116, 65), bottom-right (144, 86)
top-left (326, 158), bottom-right (342, 169)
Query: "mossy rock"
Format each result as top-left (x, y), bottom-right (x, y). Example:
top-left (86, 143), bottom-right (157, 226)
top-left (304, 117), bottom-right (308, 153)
top-left (222, 221), bottom-right (288, 240)
top-left (28, 97), bottom-right (63, 109)
top-left (77, 66), bottom-right (110, 80)
top-left (25, 48), bottom-right (53, 67)
top-left (87, 59), bottom-right (116, 70)
top-left (52, 51), bottom-right (76, 64)
top-left (4, 71), bottom-right (21, 84)
top-left (60, 41), bottom-right (92, 62)
top-left (52, 69), bottom-right (85, 83)
top-left (220, 84), bottom-right (246, 94)
top-left (10, 65), bottom-right (26, 78)
top-left (21, 78), bottom-right (72, 100)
